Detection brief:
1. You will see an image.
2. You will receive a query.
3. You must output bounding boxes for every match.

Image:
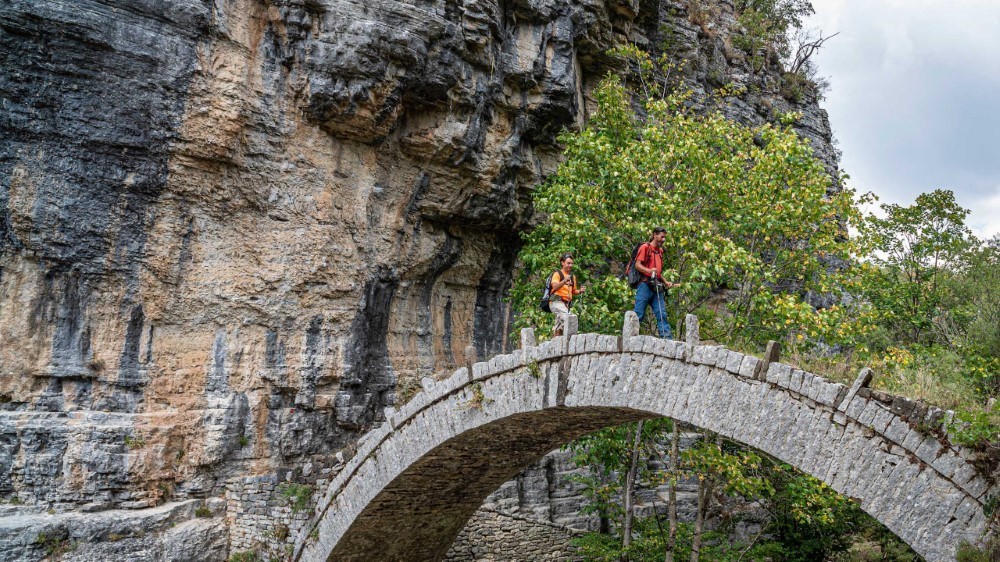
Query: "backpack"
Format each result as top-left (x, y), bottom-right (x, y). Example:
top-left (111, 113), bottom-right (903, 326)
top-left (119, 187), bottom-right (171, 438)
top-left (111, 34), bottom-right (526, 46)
top-left (625, 243), bottom-right (648, 289)
top-left (539, 270), bottom-right (565, 312)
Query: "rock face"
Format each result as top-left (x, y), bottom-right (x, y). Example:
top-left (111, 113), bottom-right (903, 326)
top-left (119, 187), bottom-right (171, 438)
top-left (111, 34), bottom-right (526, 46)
top-left (0, 0), bottom-right (838, 554)
top-left (0, 499), bottom-right (228, 562)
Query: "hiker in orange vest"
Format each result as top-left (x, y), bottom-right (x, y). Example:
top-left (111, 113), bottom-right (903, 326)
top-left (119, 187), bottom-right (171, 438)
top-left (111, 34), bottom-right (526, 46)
top-left (632, 227), bottom-right (677, 338)
top-left (550, 253), bottom-right (585, 337)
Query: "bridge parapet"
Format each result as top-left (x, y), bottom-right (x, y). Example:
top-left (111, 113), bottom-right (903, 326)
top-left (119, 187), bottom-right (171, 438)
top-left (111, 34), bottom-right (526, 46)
top-left (296, 313), bottom-right (995, 562)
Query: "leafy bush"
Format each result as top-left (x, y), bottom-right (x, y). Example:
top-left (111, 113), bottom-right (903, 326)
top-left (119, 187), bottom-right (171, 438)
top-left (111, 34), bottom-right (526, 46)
top-left (278, 482), bottom-right (313, 513)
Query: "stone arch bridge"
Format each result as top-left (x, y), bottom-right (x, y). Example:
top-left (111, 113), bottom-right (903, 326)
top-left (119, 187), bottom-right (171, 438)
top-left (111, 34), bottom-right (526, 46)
top-left (293, 314), bottom-right (994, 562)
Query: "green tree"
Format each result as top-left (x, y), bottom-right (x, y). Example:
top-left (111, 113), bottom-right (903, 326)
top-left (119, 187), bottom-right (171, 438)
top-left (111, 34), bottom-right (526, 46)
top-left (859, 189), bottom-right (978, 348)
top-left (512, 51), bottom-right (870, 350)
top-left (732, 0), bottom-right (814, 72)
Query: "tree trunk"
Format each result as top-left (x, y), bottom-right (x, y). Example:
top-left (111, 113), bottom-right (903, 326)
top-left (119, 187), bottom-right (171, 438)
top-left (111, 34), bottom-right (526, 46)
top-left (665, 422), bottom-right (679, 562)
top-left (690, 476), bottom-right (707, 562)
top-left (621, 420), bottom-right (645, 562)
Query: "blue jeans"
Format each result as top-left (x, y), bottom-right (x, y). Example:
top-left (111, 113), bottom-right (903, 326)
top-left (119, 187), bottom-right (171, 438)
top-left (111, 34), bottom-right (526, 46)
top-left (634, 282), bottom-right (672, 339)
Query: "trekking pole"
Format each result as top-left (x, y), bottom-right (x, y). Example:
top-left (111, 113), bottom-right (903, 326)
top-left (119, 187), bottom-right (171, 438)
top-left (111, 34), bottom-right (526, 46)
top-left (654, 278), bottom-right (664, 338)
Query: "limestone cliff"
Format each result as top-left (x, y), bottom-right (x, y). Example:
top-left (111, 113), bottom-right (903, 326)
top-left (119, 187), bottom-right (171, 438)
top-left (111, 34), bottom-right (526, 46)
top-left (0, 0), bottom-right (836, 557)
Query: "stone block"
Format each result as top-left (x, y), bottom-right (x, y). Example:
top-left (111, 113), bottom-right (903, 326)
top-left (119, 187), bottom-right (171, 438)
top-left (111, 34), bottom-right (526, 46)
top-left (838, 367), bottom-right (874, 413)
top-left (669, 340), bottom-right (687, 360)
top-left (691, 345), bottom-right (717, 366)
top-left (685, 314), bottom-right (700, 345)
top-left (715, 348), bottom-right (730, 369)
top-left (623, 311), bottom-right (640, 338)
top-left (472, 361), bottom-right (489, 380)
top-left (767, 362), bottom-right (791, 386)
top-left (884, 417), bottom-right (910, 445)
top-left (383, 407), bottom-right (398, 429)
top-left (857, 400), bottom-right (881, 427)
top-left (843, 394), bottom-right (867, 420)
top-left (789, 370), bottom-right (803, 394)
top-left (890, 396), bottom-right (917, 419)
top-left (737, 355), bottom-right (759, 378)
top-left (807, 375), bottom-right (825, 402)
top-left (951, 462), bottom-right (977, 488)
top-left (421, 377), bottom-right (436, 393)
top-left (520, 328), bottom-right (537, 349)
top-left (914, 435), bottom-right (943, 466)
top-left (930, 450), bottom-right (964, 481)
top-left (871, 407), bottom-right (895, 434)
top-left (725, 352), bottom-right (744, 374)
top-left (596, 335), bottom-right (618, 353)
top-left (816, 381), bottom-right (843, 407)
top-left (901, 427), bottom-right (924, 452)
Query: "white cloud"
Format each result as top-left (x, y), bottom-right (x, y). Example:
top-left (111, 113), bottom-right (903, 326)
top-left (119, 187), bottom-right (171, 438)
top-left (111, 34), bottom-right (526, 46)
top-left (806, 0), bottom-right (1000, 242)
top-left (968, 186), bottom-right (1000, 240)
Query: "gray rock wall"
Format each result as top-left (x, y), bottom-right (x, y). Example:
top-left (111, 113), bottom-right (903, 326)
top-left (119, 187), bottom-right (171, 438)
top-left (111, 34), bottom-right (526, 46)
top-left (0, 499), bottom-right (228, 562)
top-left (445, 508), bottom-right (583, 562)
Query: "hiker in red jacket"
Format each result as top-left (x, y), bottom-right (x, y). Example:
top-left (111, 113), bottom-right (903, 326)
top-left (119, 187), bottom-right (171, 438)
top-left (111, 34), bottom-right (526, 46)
top-left (550, 253), bottom-right (585, 337)
top-left (632, 227), bottom-right (677, 338)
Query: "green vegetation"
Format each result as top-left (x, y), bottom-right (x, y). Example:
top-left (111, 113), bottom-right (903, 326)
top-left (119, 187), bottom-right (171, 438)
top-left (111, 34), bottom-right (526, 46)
top-left (732, 0), bottom-right (813, 72)
top-left (527, 360), bottom-right (543, 379)
top-left (462, 383), bottom-right (493, 411)
top-left (195, 505), bottom-right (213, 518)
top-left (270, 523), bottom-right (290, 542)
top-left (278, 482), bottom-right (313, 513)
top-left (35, 532), bottom-right (76, 557)
top-left (955, 536), bottom-right (1000, 562)
top-left (512, 46), bottom-right (869, 353)
top-left (123, 435), bottom-right (145, 450)
top-left (228, 552), bottom-right (258, 562)
top-left (565, 421), bottom-right (918, 561)
top-left (512, 36), bottom-right (998, 560)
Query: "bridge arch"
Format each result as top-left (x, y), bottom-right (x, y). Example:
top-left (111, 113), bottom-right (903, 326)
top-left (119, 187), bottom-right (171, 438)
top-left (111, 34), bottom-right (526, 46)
top-left (294, 315), bottom-right (994, 562)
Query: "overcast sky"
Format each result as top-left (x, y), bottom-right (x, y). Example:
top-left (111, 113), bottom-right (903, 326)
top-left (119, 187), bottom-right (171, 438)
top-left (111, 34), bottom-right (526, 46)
top-left (806, 0), bottom-right (1000, 239)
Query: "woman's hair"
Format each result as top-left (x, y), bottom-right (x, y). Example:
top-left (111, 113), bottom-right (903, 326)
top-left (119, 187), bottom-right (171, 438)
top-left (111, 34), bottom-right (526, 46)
top-left (559, 253), bottom-right (574, 263)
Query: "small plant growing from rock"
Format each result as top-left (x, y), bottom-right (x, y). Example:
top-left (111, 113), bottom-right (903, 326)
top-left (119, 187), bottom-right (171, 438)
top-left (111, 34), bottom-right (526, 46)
top-left (527, 360), bottom-right (542, 379)
top-left (195, 505), bottom-right (213, 518)
top-left (123, 435), bottom-right (145, 449)
top-left (228, 551), bottom-right (258, 562)
top-left (278, 482), bottom-right (313, 512)
top-left (308, 528), bottom-right (319, 541)
top-left (461, 383), bottom-right (493, 411)
top-left (270, 524), bottom-right (289, 541)
top-left (238, 435), bottom-right (250, 448)
top-left (36, 532), bottom-right (76, 557)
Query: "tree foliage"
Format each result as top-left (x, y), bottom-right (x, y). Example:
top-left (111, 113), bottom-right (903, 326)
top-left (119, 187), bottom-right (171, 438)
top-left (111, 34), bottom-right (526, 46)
top-left (859, 189), bottom-right (979, 347)
top-left (732, 0), bottom-right (814, 72)
top-left (512, 50), bottom-right (870, 350)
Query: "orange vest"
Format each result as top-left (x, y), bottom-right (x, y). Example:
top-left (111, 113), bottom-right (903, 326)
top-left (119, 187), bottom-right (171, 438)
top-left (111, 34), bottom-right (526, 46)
top-left (550, 271), bottom-right (576, 302)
